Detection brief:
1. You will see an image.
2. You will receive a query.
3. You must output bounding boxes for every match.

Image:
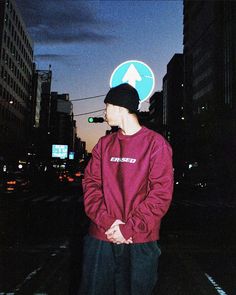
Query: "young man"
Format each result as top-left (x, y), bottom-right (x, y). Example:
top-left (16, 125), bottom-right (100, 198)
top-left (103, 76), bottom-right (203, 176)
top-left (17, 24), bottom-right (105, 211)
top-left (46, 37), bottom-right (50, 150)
top-left (79, 83), bottom-right (173, 295)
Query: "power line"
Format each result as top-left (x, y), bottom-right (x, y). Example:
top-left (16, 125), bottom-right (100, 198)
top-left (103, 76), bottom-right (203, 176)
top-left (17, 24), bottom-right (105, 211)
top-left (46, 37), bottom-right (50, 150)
top-left (74, 108), bottom-right (105, 117)
top-left (70, 94), bottom-right (150, 104)
top-left (71, 94), bottom-right (106, 102)
top-left (72, 92), bottom-right (150, 116)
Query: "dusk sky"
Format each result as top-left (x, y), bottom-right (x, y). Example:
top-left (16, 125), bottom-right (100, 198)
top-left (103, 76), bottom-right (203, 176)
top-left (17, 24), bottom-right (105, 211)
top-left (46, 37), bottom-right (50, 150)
top-left (16, 0), bottom-right (183, 152)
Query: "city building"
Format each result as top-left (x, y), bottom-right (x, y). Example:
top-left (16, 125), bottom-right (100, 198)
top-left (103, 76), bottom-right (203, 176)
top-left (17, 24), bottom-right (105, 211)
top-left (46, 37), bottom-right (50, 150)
top-left (74, 137), bottom-right (86, 160)
top-left (0, 0), bottom-right (34, 162)
top-left (162, 54), bottom-right (184, 173)
top-left (149, 91), bottom-right (163, 133)
top-left (50, 92), bottom-right (76, 153)
top-left (184, 0), bottom-right (236, 194)
top-left (30, 68), bottom-right (52, 161)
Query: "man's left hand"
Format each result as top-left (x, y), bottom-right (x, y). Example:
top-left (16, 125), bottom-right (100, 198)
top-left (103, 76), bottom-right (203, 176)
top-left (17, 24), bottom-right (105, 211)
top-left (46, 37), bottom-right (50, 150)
top-left (105, 225), bottom-right (133, 244)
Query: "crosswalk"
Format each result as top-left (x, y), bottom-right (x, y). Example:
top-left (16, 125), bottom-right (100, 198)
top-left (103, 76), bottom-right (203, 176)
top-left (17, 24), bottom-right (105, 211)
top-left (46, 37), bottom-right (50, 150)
top-left (18, 193), bottom-right (83, 203)
top-left (173, 198), bottom-right (236, 208)
top-left (2, 192), bottom-right (235, 208)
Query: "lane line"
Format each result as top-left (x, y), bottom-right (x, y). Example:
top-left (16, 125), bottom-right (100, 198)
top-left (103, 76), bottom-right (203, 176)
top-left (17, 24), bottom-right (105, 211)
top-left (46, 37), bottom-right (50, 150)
top-left (205, 273), bottom-right (228, 295)
top-left (32, 195), bottom-right (49, 202)
top-left (20, 193), bottom-right (38, 202)
top-left (47, 196), bottom-right (61, 202)
top-left (13, 267), bottom-right (42, 292)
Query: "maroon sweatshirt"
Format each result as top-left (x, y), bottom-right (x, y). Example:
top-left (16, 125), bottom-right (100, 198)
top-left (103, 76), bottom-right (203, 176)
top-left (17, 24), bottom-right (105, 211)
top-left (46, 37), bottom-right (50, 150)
top-left (82, 126), bottom-right (174, 243)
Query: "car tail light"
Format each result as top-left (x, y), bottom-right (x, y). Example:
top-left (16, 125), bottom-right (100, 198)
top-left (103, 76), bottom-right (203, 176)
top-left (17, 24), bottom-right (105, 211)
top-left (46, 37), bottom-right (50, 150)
top-left (7, 181), bottom-right (16, 185)
top-left (7, 187), bottom-right (15, 191)
top-left (67, 177), bottom-right (74, 182)
top-left (75, 172), bottom-right (81, 177)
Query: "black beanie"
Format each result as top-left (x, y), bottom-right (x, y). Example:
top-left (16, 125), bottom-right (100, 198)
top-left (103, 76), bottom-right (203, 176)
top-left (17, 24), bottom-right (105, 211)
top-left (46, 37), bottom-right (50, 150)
top-left (104, 83), bottom-right (140, 112)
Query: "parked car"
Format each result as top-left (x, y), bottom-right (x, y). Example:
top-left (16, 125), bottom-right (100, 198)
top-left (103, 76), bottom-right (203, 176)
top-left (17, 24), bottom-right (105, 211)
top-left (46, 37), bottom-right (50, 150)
top-left (57, 169), bottom-right (84, 187)
top-left (0, 171), bottom-right (31, 194)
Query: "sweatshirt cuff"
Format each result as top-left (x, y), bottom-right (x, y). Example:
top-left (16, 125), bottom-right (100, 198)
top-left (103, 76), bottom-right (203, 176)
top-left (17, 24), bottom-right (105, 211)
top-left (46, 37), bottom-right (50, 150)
top-left (119, 221), bottom-right (133, 240)
top-left (98, 213), bottom-right (116, 230)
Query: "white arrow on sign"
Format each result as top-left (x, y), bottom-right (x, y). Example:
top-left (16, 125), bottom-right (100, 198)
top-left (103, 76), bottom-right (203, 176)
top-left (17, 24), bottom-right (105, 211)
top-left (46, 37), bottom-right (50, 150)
top-left (122, 64), bottom-right (142, 88)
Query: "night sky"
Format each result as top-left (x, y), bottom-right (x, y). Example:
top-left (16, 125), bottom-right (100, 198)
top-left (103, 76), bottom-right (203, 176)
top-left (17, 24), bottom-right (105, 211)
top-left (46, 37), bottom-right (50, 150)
top-left (16, 0), bottom-right (183, 152)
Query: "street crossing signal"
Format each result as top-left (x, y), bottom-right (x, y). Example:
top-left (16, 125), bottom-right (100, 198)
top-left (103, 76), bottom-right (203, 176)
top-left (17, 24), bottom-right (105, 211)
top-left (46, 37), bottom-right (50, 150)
top-left (88, 117), bottom-right (104, 123)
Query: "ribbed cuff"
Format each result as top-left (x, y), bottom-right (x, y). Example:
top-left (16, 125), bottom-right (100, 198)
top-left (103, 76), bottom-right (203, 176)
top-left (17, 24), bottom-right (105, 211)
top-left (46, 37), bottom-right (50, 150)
top-left (98, 213), bottom-right (116, 230)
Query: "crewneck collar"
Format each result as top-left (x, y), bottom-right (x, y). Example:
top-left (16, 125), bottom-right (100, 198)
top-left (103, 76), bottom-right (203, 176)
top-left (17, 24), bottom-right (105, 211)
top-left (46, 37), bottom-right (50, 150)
top-left (117, 126), bottom-right (145, 140)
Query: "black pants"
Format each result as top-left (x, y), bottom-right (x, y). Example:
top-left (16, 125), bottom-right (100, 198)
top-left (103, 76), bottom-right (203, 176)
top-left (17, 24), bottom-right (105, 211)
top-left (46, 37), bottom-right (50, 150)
top-left (78, 235), bottom-right (161, 295)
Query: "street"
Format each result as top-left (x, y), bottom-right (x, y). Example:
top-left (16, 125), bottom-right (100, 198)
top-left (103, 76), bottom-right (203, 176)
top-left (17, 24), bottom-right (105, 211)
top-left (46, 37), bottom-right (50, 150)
top-left (0, 186), bottom-right (235, 295)
top-left (1, 1), bottom-right (236, 294)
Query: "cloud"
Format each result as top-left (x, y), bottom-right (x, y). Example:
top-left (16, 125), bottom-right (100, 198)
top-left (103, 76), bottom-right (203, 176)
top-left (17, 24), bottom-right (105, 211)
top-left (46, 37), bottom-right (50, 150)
top-left (34, 54), bottom-right (82, 68)
top-left (34, 54), bottom-right (71, 60)
top-left (16, 0), bottom-right (116, 44)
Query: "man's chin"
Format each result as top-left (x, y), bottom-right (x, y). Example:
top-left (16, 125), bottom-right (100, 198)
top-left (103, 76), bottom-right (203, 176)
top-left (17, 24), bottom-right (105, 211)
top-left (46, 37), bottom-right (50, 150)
top-left (107, 121), bottom-right (115, 127)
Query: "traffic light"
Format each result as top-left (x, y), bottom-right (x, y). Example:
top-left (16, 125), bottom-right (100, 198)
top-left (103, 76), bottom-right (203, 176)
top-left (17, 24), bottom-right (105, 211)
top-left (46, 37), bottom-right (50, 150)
top-left (88, 117), bottom-right (104, 123)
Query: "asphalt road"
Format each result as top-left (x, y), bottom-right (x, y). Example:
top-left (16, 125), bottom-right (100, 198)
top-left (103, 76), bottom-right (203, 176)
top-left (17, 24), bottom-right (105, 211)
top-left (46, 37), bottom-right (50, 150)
top-left (0, 187), bottom-right (235, 295)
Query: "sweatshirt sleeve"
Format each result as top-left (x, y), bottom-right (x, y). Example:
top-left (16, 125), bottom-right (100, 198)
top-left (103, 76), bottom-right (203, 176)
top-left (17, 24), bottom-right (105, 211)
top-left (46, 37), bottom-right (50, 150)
top-left (82, 139), bottom-right (116, 230)
top-left (119, 140), bottom-right (174, 240)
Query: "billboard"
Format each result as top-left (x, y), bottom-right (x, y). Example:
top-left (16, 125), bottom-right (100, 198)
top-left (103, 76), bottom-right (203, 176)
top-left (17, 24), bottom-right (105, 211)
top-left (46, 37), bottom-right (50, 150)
top-left (52, 145), bottom-right (68, 159)
top-left (69, 152), bottom-right (75, 160)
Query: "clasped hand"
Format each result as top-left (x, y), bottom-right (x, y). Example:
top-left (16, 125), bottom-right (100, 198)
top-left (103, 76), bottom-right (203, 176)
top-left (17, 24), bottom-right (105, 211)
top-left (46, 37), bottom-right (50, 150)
top-left (105, 219), bottom-right (133, 244)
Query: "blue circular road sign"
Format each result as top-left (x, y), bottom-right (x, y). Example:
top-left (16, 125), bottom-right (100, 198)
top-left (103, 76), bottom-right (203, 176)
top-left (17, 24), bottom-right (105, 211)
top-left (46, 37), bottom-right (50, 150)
top-left (110, 60), bottom-right (155, 102)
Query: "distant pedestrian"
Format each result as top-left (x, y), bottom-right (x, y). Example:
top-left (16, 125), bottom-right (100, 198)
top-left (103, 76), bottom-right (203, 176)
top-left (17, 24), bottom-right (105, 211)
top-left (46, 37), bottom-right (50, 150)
top-left (79, 83), bottom-right (174, 295)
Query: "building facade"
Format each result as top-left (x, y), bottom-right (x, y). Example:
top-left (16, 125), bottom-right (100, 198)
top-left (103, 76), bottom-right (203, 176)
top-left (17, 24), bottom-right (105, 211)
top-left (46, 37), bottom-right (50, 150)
top-left (50, 92), bottom-right (75, 153)
top-left (162, 54), bottom-right (184, 174)
top-left (30, 68), bottom-right (52, 161)
top-left (0, 0), bottom-right (33, 162)
top-left (149, 91), bottom-right (163, 133)
top-left (183, 0), bottom-right (236, 194)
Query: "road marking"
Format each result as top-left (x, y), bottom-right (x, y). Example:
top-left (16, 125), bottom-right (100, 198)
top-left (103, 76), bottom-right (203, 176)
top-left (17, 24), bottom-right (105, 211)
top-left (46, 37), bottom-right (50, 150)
top-left (205, 273), bottom-right (228, 295)
top-left (61, 195), bottom-right (78, 202)
top-left (13, 267), bottom-right (42, 292)
top-left (20, 193), bottom-right (38, 201)
top-left (174, 199), bottom-right (227, 208)
top-left (47, 196), bottom-right (61, 202)
top-left (32, 195), bottom-right (49, 202)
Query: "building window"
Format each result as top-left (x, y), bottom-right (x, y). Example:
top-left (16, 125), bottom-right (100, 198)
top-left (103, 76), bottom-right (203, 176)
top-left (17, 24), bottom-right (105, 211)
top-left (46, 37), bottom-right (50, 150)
top-left (1, 67), bottom-right (4, 79)
top-left (1, 48), bottom-right (5, 60)
top-left (4, 13), bottom-right (8, 23)
top-left (193, 83), bottom-right (213, 100)
top-left (8, 18), bottom-right (11, 30)
top-left (7, 36), bottom-right (10, 48)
